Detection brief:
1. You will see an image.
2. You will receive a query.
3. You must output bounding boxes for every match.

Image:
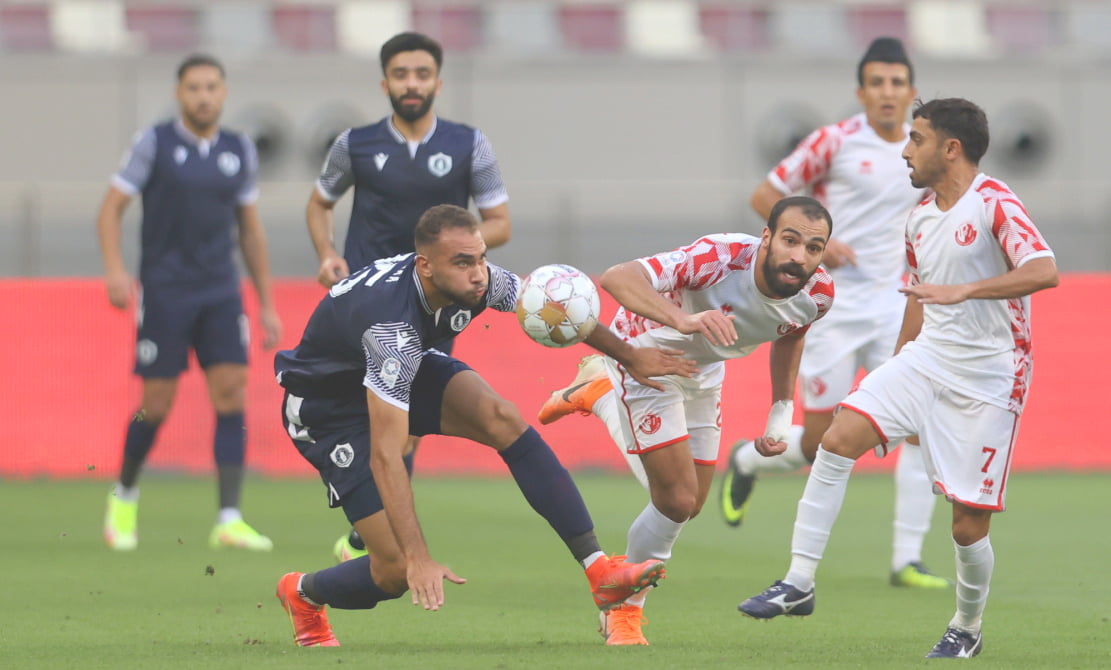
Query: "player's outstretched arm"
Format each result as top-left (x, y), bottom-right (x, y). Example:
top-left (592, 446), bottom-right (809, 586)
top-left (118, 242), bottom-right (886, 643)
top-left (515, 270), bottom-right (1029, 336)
top-left (755, 330), bottom-right (805, 456)
top-left (366, 390), bottom-right (465, 611)
top-left (600, 261), bottom-right (736, 346)
top-left (96, 186), bottom-right (135, 310)
top-left (584, 325), bottom-right (697, 391)
top-left (899, 257), bottom-right (1058, 305)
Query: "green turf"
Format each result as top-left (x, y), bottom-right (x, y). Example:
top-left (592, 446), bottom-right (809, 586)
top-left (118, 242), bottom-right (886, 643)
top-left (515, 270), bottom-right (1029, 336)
top-left (1, 472), bottom-right (1108, 669)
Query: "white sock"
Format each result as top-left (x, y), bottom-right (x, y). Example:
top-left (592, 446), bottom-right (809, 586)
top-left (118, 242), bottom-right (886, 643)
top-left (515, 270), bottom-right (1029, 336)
top-left (950, 535), bottom-right (993, 633)
top-left (582, 551), bottom-right (606, 570)
top-left (734, 425), bottom-right (808, 475)
top-left (593, 392), bottom-right (649, 490)
top-left (624, 503), bottom-right (686, 608)
top-left (891, 442), bottom-right (937, 571)
top-left (113, 483), bottom-right (139, 503)
top-left (217, 507), bottom-right (242, 525)
top-left (784, 447), bottom-right (855, 591)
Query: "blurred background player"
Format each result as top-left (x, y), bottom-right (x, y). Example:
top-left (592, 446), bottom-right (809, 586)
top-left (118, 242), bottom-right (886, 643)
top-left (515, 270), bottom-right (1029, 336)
top-left (738, 98), bottom-right (1058, 659)
top-left (97, 54), bottom-right (282, 551)
top-left (717, 37), bottom-right (950, 589)
top-left (541, 197), bottom-right (835, 645)
top-left (274, 205), bottom-right (692, 646)
top-left (304, 31), bottom-right (511, 562)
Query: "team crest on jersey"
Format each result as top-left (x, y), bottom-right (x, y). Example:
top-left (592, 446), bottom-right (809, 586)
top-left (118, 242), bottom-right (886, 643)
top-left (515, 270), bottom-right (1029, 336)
top-left (381, 357), bottom-right (402, 389)
top-left (217, 151), bottom-right (241, 176)
top-left (173, 146), bottom-right (188, 165)
top-left (777, 322), bottom-right (801, 336)
top-left (374, 152), bottom-right (389, 171)
top-left (450, 309), bottom-right (471, 331)
top-left (955, 222), bottom-right (977, 246)
top-left (136, 339), bottom-right (158, 366)
top-left (638, 413), bottom-right (662, 435)
top-left (428, 152), bottom-right (452, 177)
top-left (330, 443), bottom-right (355, 468)
top-left (809, 376), bottom-right (828, 398)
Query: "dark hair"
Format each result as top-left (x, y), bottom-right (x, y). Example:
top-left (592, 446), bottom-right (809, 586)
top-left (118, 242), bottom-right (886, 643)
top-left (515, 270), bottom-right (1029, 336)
top-left (414, 204), bottom-right (478, 248)
top-left (768, 196), bottom-right (833, 236)
top-left (857, 37), bottom-right (913, 86)
top-left (912, 98), bottom-right (990, 165)
top-left (380, 32), bottom-right (443, 74)
top-left (177, 54), bottom-right (225, 81)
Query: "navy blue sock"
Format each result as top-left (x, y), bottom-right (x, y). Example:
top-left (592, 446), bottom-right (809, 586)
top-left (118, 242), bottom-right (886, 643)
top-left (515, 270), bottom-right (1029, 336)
top-left (120, 411), bottom-right (161, 487)
top-left (499, 427), bottom-right (596, 549)
top-left (304, 556), bottom-right (402, 610)
top-left (214, 412), bottom-right (245, 465)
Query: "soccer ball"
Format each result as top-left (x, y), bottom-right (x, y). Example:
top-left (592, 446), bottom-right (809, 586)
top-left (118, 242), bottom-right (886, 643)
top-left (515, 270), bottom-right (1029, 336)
top-left (516, 264), bottom-right (600, 348)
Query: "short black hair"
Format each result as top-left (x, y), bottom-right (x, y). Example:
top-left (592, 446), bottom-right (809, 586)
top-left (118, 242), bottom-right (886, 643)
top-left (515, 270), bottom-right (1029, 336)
top-left (380, 32), bottom-right (443, 75)
top-left (912, 98), bottom-right (990, 166)
top-left (857, 37), bottom-right (913, 86)
top-left (768, 196), bottom-right (833, 237)
top-left (414, 204), bottom-right (478, 249)
top-left (177, 54), bottom-right (225, 81)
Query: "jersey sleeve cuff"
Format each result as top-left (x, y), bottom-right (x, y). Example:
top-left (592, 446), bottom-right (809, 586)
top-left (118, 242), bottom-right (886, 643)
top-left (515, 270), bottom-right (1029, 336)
top-left (1014, 250), bottom-right (1055, 267)
top-left (765, 172), bottom-right (792, 195)
top-left (634, 257), bottom-right (665, 291)
top-left (237, 187), bottom-right (260, 206)
top-left (364, 383), bottom-right (410, 412)
top-left (110, 174), bottom-right (140, 196)
top-left (474, 192), bottom-right (509, 210)
top-left (315, 181), bottom-right (342, 203)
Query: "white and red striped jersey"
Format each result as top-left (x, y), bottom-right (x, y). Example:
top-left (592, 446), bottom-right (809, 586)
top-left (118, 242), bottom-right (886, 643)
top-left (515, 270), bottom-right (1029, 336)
top-left (900, 174), bottom-right (1054, 414)
top-left (611, 233), bottom-right (835, 367)
top-left (768, 113), bottom-right (924, 325)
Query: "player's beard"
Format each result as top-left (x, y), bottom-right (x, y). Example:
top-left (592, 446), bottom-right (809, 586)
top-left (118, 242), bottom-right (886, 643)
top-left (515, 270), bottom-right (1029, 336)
top-left (390, 92), bottom-right (435, 123)
top-left (183, 104), bottom-right (220, 134)
top-left (762, 253), bottom-right (811, 299)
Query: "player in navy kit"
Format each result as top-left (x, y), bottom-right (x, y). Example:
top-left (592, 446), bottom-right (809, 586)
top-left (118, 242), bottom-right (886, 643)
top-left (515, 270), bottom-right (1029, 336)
top-left (306, 31), bottom-right (511, 561)
top-left (97, 54), bottom-right (282, 552)
top-left (274, 204), bottom-right (697, 646)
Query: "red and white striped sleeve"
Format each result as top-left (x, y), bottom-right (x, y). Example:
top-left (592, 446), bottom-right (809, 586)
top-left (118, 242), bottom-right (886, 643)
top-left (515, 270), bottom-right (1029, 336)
top-left (978, 179), bottom-right (1054, 269)
top-left (767, 123), bottom-right (844, 195)
top-left (638, 235), bottom-right (759, 293)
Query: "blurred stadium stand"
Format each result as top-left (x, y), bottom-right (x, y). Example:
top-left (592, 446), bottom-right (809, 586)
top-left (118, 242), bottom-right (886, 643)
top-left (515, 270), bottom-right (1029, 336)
top-left (1, 0), bottom-right (1109, 276)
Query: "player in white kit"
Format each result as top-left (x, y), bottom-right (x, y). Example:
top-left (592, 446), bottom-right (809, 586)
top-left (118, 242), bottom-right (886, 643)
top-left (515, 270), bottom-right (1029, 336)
top-left (544, 197), bottom-right (835, 645)
top-left (738, 98), bottom-right (1058, 660)
top-left (718, 37), bottom-right (948, 590)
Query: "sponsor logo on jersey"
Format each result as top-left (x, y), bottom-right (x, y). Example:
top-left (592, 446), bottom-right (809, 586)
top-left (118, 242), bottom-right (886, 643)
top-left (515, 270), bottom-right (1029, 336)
top-left (330, 443), bottom-right (355, 468)
top-left (374, 152), bottom-right (389, 171)
top-left (777, 322), bottom-right (801, 336)
top-left (173, 146), bottom-right (188, 165)
top-left (450, 309), bottom-right (471, 331)
top-left (428, 152), bottom-right (452, 177)
top-left (381, 357), bottom-right (402, 389)
top-left (137, 339), bottom-right (159, 366)
top-left (809, 376), bottom-right (828, 398)
top-left (859, 160), bottom-right (873, 174)
top-left (955, 222), bottom-right (977, 246)
top-left (979, 477), bottom-right (994, 495)
top-left (217, 151), bottom-right (241, 176)
top-left (638, 413), bottom-right (662, 435)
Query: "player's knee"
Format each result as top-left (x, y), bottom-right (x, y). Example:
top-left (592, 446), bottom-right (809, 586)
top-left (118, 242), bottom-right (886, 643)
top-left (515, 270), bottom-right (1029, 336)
top-left (474, 396), bottom-right (527, 443)
top-left (951, 509), bottom-right (991, 546)
top-left (210, 385), bottom-right (246, 413)
top-left (654, 493), bottom-right (697, 523)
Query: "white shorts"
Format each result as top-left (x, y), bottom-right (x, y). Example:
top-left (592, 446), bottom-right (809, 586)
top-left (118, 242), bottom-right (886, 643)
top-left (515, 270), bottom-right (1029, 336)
top-left (840, 355), bottom-right (1020, 511)
top-left (800, 316), bottom-right (900, 411)
top-left (603, 357), bottom-right (723, 465)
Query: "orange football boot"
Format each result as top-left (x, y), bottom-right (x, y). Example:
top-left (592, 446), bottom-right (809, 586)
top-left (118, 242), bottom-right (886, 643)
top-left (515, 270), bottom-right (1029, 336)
top-left (584, 555), bottom-right (666, 611)
top-left (276, 572), bottom-right (340, 647)
top-left (538, 355), bottom-right (613, 425)
top-left (599, 604), bottom-right (649, 645)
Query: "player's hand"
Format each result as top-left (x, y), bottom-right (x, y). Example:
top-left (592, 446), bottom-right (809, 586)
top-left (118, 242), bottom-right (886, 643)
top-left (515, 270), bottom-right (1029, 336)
top-left (259, 307), bottom-right (283, 350)
top-left (407, 556), bottom-right (466, 611)
top-left (317, 253), bottom-right (350, 289)
top-left (821, 238), bottom-right (857, 269)
top-left (899, 283), bottom-right (970, 305)
top-left (674, 310), bottom-right (737, 347)
top-left (104, 269), bottom-right (134, 310)
top-left (622, 347), bottom-right (697, 391)
top-left (754, 400), bottom-right (793, 456)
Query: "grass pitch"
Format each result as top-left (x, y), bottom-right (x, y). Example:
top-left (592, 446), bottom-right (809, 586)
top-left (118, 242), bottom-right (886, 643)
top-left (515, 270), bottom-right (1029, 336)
top-left (1, 472), bottom-right (1108, 669)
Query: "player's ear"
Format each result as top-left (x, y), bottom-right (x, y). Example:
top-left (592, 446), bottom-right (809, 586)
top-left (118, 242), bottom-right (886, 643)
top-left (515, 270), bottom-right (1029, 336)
top-left (414, 253), bottom-right (433, 277)
top-left (380, 78), bottom-right (389, 96)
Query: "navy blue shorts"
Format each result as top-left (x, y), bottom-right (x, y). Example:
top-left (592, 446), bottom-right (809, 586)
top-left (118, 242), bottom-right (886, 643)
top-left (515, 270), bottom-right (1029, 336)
top-left (134, 284), bottom-right (248, 377)
top-left (281, 351), bottom-right (471, 523)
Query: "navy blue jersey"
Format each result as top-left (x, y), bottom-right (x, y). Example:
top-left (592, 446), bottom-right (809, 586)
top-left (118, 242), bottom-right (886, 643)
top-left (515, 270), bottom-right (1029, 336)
top-left (113, 119), bottom-right (259, 288)
top-left (316, 117), bottom-right (508, 269)
top-left (275, 254), bottom-right (519, 410)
